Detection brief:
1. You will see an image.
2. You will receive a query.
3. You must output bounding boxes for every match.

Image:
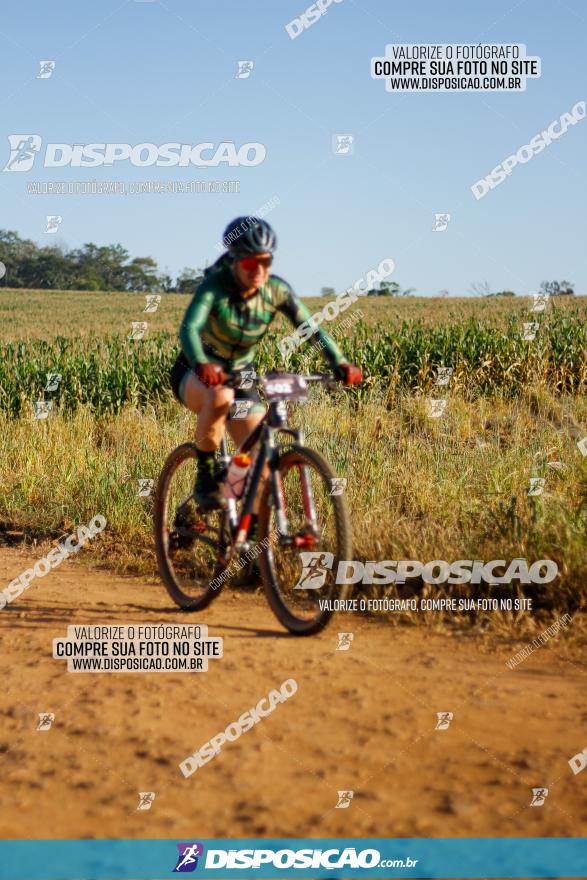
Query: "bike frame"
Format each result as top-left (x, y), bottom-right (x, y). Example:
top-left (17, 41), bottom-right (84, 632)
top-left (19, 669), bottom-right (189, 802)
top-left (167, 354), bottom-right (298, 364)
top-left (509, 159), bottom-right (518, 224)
top-left (219, 396), bottom-right (319, 557)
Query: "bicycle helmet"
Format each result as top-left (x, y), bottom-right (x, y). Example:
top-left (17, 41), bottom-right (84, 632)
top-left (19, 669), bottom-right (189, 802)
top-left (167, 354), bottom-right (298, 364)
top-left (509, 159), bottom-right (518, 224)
top-left (222, 216), bottom-right (277, 257)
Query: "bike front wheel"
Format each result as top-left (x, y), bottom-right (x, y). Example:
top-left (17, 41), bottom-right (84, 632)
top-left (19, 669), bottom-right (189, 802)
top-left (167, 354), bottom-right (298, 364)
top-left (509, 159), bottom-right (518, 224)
top-left (257, 444), bottom-right (352, 635)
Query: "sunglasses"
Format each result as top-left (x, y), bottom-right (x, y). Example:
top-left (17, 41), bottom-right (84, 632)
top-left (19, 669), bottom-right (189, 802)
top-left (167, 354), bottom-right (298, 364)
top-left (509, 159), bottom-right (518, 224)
top-left (237, 255), bottom-right (273, 271)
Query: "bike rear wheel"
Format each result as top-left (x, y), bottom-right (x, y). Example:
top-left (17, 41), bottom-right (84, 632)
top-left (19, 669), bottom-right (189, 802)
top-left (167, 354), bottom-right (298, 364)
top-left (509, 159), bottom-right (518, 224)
top-left (257, 444), bottom-right (352, 635)
top-left (154, 443), bottom-right (229, 611)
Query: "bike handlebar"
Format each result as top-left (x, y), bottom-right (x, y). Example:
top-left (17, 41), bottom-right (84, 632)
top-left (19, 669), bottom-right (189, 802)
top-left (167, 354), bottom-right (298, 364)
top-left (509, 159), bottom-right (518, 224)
top-left (223, 371), bottom-right (340, 390)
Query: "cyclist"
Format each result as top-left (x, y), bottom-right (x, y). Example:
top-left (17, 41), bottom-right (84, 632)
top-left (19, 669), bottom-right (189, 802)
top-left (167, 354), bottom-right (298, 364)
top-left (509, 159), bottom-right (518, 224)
top-left (170, 216), bottom-right (362, 513)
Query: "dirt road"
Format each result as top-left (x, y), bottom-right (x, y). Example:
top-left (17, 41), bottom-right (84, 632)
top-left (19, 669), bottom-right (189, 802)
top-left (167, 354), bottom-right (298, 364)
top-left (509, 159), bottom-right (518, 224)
top-left (0, 545), bottom-right (585, 842)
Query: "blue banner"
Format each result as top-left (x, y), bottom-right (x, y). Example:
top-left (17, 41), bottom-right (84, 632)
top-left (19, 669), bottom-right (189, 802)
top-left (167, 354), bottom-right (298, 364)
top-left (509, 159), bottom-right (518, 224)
top-left (0, 838), bottom-right (586, 879)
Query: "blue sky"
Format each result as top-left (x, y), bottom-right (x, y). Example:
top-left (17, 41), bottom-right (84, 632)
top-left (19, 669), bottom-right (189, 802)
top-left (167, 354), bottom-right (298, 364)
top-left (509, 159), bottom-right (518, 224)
top-left (1, 0), bottom-right (585, 296)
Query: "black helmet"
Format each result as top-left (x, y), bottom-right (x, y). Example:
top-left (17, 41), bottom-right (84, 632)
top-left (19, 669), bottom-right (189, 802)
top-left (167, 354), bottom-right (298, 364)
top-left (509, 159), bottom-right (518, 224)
top-left (222, 216), bottom-right (277, 256)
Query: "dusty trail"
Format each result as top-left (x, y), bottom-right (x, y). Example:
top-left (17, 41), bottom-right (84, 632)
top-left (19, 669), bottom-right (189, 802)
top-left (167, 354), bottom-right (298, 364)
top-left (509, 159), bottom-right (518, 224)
top-left (0, 545), bottom-right (585, 842)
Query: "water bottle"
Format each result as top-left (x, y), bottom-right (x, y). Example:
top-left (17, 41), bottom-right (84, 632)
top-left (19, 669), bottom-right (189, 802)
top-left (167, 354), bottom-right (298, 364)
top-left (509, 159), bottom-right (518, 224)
top-left (224, 453), bottom-right (252, 501)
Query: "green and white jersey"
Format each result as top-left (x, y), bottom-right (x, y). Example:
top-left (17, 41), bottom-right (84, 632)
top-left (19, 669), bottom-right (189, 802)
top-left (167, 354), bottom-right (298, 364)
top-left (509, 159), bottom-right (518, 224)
top-left (179, 255), bottom-right (347, 371)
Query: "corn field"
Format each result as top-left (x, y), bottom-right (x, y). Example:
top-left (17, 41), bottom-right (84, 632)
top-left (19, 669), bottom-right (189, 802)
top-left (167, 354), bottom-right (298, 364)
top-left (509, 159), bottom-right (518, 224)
top-left (0, 310), bottom-right (585, 417)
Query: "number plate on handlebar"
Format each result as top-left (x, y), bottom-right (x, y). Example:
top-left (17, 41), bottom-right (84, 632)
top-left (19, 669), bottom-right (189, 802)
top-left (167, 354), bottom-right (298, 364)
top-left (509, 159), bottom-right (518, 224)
top-left (261, 374), bottom-right (308, 401)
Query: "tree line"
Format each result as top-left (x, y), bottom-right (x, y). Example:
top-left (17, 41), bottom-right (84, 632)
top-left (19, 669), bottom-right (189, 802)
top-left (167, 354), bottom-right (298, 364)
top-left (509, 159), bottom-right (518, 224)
top-left (0, 230), bottom-right (204, 293)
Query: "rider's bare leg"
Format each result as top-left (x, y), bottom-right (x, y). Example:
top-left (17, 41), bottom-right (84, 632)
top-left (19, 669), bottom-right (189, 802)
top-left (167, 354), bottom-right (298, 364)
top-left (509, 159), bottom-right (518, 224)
top-left (180, 373), bottom-right (234, 450)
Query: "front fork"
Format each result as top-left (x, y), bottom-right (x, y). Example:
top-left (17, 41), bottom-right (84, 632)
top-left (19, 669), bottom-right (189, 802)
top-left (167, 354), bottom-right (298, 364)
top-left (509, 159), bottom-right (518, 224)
top-left (269, 439), bottom-right (319, 549)
top-left (229, 428), bottom-right (319, 555)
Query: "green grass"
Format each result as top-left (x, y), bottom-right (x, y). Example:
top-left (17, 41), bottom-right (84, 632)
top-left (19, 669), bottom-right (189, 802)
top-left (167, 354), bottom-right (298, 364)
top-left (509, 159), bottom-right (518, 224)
top-left (0, 291), bottom-right (584, 631)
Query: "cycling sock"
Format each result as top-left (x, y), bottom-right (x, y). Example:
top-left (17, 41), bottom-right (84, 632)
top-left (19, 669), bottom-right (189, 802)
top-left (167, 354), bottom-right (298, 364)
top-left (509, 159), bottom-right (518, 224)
top-left (196, 447), bottom-right (215, 472)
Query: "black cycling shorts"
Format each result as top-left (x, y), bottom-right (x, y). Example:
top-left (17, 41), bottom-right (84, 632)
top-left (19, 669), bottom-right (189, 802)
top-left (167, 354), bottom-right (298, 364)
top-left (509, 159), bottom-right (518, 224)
top-left (169, 352), bottom-right (264, 417)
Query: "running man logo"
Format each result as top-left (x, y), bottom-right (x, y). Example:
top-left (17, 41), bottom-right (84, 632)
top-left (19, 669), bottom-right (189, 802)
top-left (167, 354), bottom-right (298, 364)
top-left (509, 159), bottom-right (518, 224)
top-left (435, 711), bottom-right (453, 730)
top-left (32, 399), bottom-right (53, 420)
top-left (530, 787), bottom-right (549, 806)
top-left (329, 477), bottom-right (347, 496)
top-left (237, 370), bottom-right (256, 390)
top-left (531, 293), bottom-right (549, 313)
top-left (294, 551), bottom-right (334, 590)
top-left (333, 134), bottom-right (354, 155)
top-left (335, 790), bottom-right (354, 809)
top-left (137, 479), bottom-right (154, 498)
top-left (336, 632), bottom-right (354, 651)
top-left (435, 367), bottom-right (453, 386)
top-left (45, 215), bottom-right (62, 234)
top-left (37, 713), bottom-right (55, 731)
top-left (37, 61), bottom-right (56, 79)
top-left (3, 135), bottom-right (42, 172)
top-left (45, 372), bottom-right (62, 392)
top-left (231, 400), bottom-right (253, 419)
top-left (528, 477), bottom-right (545, 497)
top-left (236, 61), bottom-right (254, 79)
top-left (523, 321), bottom-right (539, 341)
top-left (144, 294), bottom-right (161, 313)
top-left (173, 843), bottom-right (204, 873)
top-left (428, 399), bottom-right (447, 419)
top-left (128, 321), bottom-right (148, 341)
top-left (432, 213), bottom-right (451, 232)
top-left (137, 791), bottom-right (156, 811)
